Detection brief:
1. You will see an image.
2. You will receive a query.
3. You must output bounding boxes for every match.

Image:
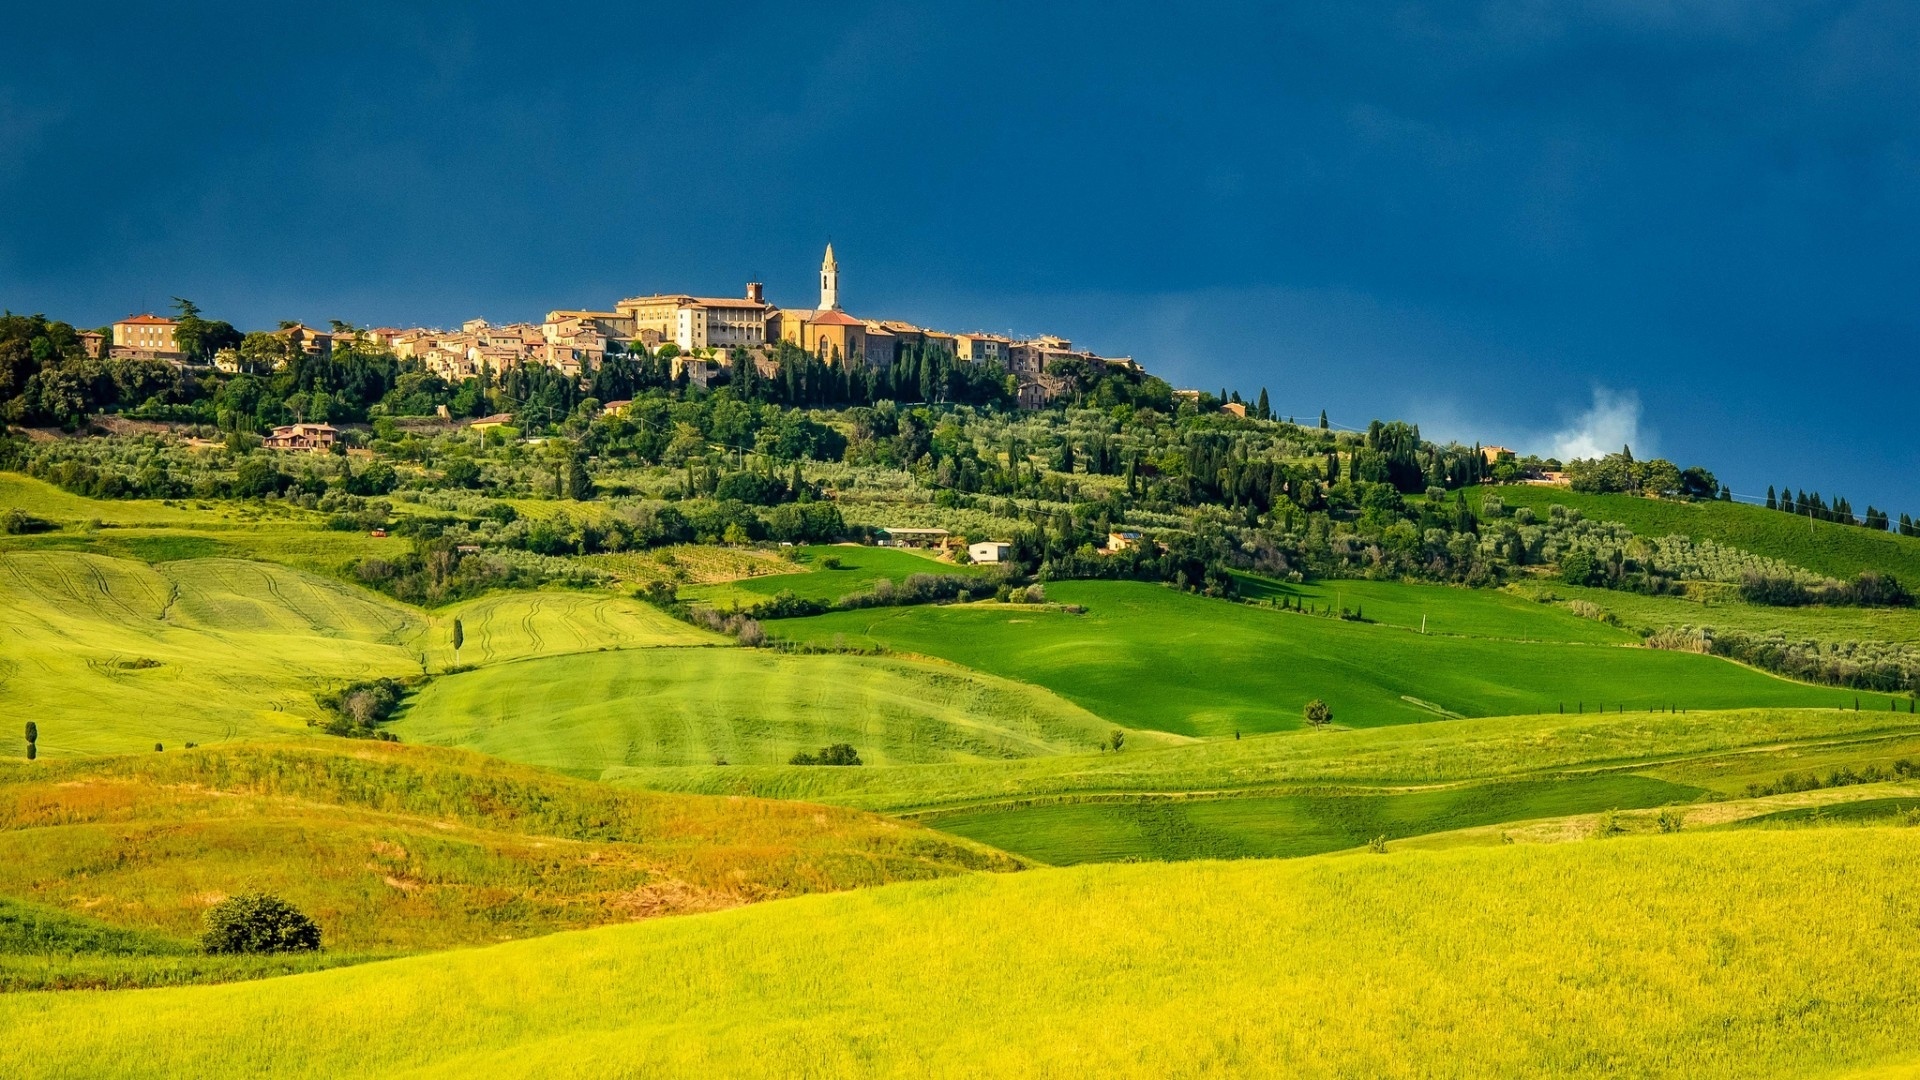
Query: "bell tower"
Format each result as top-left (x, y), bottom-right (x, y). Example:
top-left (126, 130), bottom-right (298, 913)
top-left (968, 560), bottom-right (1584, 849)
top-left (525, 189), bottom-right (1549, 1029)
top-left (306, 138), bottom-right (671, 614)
top-left (819, 242), bottom-right (840, 311)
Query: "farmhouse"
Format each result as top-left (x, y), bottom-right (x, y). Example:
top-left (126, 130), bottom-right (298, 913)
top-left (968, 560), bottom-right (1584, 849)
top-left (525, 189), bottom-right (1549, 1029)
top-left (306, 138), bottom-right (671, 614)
top-left (968, 541), bottom-right (1012, 564)
top-left (1107, 530), bottom-right (1143, 552)
top-left (262, 423), bottom-right (339, 451)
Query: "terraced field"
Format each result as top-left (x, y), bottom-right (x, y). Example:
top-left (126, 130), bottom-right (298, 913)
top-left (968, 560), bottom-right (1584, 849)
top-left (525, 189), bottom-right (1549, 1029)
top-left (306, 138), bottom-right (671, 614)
top-left (10, 828), bottom-right (1920, 1079)
top-left (392, 647), bottom-right (1154, 773)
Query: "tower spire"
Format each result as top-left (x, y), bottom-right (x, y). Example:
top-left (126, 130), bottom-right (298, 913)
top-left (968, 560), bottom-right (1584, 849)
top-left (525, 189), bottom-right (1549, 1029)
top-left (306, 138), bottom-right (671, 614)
top-left (819, 242), bottom-right (840, 310)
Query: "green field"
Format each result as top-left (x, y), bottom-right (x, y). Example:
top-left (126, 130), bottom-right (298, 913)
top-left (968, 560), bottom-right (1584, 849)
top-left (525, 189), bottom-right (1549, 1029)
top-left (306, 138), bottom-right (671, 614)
top-left (391, 647), bottom-right (1155, 773)
top-left (0, 551), bottom-right (714, 754)
top-left (683, 543), bottom-right (983, 609)
top-left (770, 580), bottom-right (1875, 735)
top-left (9, 828), bottom-right (1920, 1078)
top-left (925, 773), bottom-right (1702, 864)
top-left (613, 707), bottom-right (1920, 810)
top-left (1484, 484), bottom-right (1920, 583)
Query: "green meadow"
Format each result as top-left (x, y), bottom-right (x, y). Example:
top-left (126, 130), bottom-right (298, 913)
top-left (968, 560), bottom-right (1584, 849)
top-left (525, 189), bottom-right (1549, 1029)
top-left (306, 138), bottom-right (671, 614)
top-left (8, 829), bottom-right (1920, 1078)
top-left (682, 543), bottom-right (983, 609)
top-left (392, 647), bottom-right (1150, 773)
top-left (0, 550), bottom-right (712, 754)
top-left (923, 772), bottom-right (1702, 864)
top-left (770, 579), bottom-right (1871, 735)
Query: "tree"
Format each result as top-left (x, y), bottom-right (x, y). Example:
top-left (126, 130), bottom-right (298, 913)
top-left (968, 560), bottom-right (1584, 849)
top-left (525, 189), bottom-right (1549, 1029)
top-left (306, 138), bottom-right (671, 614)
top-left (452, 618), bottom-right (464, 665)
top-left (564, 452), bottom-right (594, 500)
top-left (789, 743), bottom-right (862, 766)
top-left (24, 721), bottom-right (35, 761)
top-left (1108, 729), bottom-right (1126, 752)
top-left (1319, 410), bottom-right (1329, 430)
top-left (1257, 387), bottom-right (1271, 421)
top-left (201, 893), bottom-right (322, 954)
top-left (1766, 485), bottom-right (1777, 510)
top-left (1304, 699), bottom-right (1333, 727)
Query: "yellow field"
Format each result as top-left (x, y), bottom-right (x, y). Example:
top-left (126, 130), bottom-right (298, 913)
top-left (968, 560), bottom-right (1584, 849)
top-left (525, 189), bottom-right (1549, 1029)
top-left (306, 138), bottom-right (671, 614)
top-left (5, 827), bottom-right (1919, 1077)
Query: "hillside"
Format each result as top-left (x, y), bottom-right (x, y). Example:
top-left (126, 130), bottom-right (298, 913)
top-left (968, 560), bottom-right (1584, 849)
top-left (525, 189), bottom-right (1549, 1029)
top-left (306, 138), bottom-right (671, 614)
top-left (391, 647), bottom-right (1156, 773)
top-left (769, 580), bottom-right (1883, 735)
top-left (0, 741), bottom-right (1018, 984)
top-left (7, 828), bottom-right (1920, 1078)
top-left (1485, 484), bottom-right (1920, 583)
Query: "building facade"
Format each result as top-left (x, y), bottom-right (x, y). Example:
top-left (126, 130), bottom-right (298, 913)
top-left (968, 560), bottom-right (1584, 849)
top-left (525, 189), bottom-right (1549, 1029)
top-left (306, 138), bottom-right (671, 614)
top-left (110, 314), bottom-right (182, 360)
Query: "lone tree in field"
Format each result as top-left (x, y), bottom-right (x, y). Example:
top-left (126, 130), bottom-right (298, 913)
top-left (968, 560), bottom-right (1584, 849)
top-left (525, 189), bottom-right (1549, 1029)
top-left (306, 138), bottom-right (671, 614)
top-left (202, 893), bottom-right (321, 954)
top-left (1108, 729), bottom-right (1126, 752)
top-left (451, 617), bottom-right (464, 666)
top-left (24, 721), bottom-right (35, 761)
top-left (789, 743), bottom-right (862, 766)
top-left (1304, 699), bottom-right (1333, 727)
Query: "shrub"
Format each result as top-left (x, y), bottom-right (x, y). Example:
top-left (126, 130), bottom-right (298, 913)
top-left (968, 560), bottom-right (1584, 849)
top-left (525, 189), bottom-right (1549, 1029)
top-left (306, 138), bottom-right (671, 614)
top-left (789, 743), bottom-right (862, 766)
top-left (201, 893), bottom-right (321, 954)
top-left (1304, 699), bottom-right (1333, 727)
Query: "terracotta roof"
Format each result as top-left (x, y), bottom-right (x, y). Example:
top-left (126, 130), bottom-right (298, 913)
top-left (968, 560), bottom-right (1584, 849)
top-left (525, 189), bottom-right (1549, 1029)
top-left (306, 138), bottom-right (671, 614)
top-left (117, 313), bottom-right (176, 326)
top-left (862, 322), bottom-right (896, 337)
top-left (809, 308), bottom-right (864, 327)
top-left (690, 297), bottom-right (771, 310)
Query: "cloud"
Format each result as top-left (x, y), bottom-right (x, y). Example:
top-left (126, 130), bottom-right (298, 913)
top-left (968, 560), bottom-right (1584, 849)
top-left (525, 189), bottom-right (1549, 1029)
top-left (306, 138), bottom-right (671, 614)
top-left (1552, 386), bottom-right (1650, 461)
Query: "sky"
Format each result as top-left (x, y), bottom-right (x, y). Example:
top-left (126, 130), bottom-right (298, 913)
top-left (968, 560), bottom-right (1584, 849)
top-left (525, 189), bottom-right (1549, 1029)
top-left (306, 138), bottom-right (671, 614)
top-left (2, 1), bottom-right (1916, 511)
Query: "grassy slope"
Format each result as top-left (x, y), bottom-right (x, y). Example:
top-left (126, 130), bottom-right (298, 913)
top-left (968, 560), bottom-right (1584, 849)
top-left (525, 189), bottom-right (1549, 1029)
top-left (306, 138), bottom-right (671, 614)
top-left (392, 647), bottom-right (1158, 774)
top-left (1484, 483), bottom-right (1920, 582)
top-left (0, 742), bottom-right (1017, 964)
top-left (1517, 579), bottom-right (1920, 642)
top-left (0, 551), bottom-right (710, 754)
top-left (613, 706), bottom-right (1920, 809)
top-left (770, 580), bottom-right (1877, 736)
top-left (9, 830), bottom-right (1920, 1078)
top-left (683, 543), bottom-right (982, 609)
top-left (615, 705), bottom-right (1920, 862)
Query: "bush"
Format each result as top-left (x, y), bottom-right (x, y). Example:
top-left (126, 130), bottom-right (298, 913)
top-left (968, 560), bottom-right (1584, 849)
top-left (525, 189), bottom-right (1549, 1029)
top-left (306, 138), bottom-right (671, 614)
top-left (0, 508), bottom-right (50, 534)
top-left (789, 743), bottom-right (862, 766)
top-left (201, 893), bottom-right (321, 954)
top-left (1304, 699), bottom-right (1333, 727)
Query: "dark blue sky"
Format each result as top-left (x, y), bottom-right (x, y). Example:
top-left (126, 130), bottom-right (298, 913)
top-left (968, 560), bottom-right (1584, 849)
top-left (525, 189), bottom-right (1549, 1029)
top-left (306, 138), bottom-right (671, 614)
top-left (4, 2), bottom-right (1916, 511)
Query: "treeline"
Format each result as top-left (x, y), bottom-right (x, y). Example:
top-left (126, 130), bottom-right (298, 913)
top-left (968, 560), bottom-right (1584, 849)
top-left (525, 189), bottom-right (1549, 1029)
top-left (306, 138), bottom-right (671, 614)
top-left (1567, 448), bottom-right (1722, 501)
top-left (1737, 570), bottom-right (1912, 608)
top-left (1767, 485), bottom-right (1903, 533)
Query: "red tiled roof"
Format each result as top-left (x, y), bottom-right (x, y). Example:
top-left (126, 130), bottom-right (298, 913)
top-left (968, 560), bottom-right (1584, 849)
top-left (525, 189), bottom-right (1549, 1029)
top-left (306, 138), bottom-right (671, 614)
top-left (809, 308), bottom-right (863, 327)
top-left (117, 313), bottom-right (175, 326)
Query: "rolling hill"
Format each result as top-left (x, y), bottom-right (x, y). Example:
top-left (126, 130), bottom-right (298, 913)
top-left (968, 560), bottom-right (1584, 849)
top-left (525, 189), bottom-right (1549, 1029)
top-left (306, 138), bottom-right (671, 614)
top-left (768, 579), bottom-right (1884, 735)
top-left (391, 646), bottom-right (1156, 773)
top-left (0, 741), bottom-right (1017, 987)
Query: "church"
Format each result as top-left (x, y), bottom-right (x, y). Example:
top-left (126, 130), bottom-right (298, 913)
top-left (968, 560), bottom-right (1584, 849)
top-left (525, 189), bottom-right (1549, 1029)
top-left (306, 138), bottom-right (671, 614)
top-left (769, 244), bottom-right (868, 366)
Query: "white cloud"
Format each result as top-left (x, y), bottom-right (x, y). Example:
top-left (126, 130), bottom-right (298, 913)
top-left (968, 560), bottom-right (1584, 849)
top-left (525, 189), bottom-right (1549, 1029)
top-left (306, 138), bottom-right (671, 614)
top-left (1552, 386), bottom-right (1650, 461)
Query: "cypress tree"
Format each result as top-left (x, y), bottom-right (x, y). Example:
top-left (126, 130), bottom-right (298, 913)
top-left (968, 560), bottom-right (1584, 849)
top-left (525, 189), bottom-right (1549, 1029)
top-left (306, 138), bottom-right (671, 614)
top-left (1319, 410), bottom-right (1328, 430)
top-left (1257, 387), bottom-right (1271, 421)
top-left (1766, 485), bottom-right (1777, 510)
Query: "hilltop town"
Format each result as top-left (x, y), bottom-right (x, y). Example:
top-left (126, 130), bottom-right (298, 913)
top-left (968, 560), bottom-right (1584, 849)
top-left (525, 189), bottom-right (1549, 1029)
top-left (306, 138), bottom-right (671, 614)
top-left (91, 246), bottom-right (1144, 412)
